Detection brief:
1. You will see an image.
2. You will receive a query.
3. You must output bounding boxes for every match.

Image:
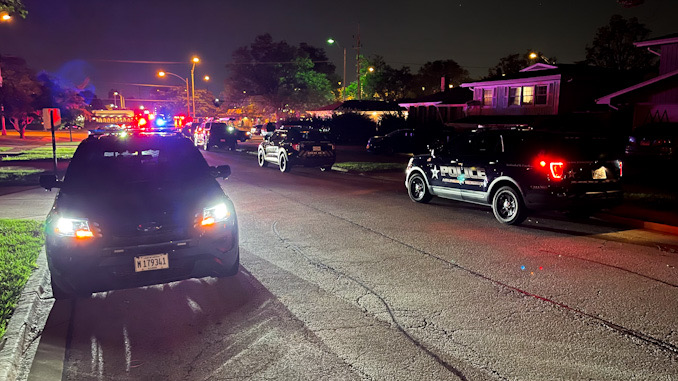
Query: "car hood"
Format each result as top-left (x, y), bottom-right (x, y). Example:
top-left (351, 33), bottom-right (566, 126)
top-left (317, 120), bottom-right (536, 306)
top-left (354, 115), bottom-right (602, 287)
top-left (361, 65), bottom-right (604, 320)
top-left (53, 180), bottom-right (228, 235)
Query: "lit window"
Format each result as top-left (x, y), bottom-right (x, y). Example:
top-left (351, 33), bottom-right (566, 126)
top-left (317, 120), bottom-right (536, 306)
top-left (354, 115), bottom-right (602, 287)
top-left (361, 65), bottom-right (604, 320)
top-left (535, 85), bottom-right (548, 105)
top-left (482, 89), bottom-right (493, 106)
top-left (508, 87), bottom-right (521, 106)
top-left (522, 86), bottom-right (534, 105)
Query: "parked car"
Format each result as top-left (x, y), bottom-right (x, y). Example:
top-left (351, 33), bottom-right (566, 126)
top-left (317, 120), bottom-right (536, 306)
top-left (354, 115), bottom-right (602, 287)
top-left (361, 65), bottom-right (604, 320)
top-left (39, 129), bottom-right (239, 299)
top-left (625, 122), bottom-right (678, 161)
top-left (194, 121), bottom-right (239, 150)
top-left (257, 126), bottom-right (336, 172)
top-left (366, 129), bottom-right (426, 154)
top-left (406, 127), bottom-right (624, 225)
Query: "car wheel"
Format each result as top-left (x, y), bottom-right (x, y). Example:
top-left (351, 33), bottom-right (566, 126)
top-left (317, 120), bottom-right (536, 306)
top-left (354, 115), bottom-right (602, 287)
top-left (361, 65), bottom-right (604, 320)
top-left (492, 186), bottom-right (526, 225)
top-left (51, 278), bottom-right (72, 300)
top-left (258, 150), bottom-right (268, 167)
top-left (408, 173), bottom-right (432, 203)
top-left (279, 153), bottom-right (290, 172)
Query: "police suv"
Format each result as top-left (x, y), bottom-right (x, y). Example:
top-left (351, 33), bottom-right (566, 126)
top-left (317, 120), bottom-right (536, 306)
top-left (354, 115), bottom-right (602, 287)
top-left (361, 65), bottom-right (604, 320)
top-left (405, 127), bottom-right (624, 225)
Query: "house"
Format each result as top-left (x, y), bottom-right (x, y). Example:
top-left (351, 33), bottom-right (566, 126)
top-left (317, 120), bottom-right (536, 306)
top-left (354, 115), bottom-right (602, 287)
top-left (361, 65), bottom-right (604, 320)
top-left (306, 100), bottom-right (406, 122)
top-left (461, 63), bottom-right (618, 118)
top-left (597, 33), bottom-right (678, 127)
top-left (398, 87), bottom-right (472, 126)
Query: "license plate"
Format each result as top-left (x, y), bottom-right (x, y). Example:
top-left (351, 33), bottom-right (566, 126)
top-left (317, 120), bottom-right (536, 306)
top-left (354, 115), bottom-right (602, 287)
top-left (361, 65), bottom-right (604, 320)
top-left (134, 253), bottom-right (169, 272)
top-left (313, 146), bottom-right (321, 151)
top-left (592, 166), bottom-right (607, 180)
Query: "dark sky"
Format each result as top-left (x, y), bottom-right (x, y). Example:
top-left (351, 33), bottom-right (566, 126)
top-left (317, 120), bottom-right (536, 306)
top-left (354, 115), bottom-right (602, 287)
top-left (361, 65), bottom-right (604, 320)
top-left (2, 0), bottom-right (677, 101)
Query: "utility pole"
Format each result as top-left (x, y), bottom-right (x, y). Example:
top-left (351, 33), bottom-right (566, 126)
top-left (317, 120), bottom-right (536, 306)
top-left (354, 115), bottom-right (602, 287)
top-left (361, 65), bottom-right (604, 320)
top-left (0, 63), bottom-right (5, 136)
top-left (354, 24), bottom-right (362, 100)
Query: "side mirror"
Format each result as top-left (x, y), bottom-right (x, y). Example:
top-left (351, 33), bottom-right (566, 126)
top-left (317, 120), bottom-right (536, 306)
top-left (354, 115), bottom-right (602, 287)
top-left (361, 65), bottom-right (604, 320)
top-left (211, 165), bottom-right (231, 179)
top-left (39, 174), bottom-right (62, 191)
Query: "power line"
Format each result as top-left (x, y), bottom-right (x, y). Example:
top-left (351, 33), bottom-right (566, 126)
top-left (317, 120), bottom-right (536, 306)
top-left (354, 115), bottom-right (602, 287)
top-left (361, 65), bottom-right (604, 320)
top-left (91, 59), bottom-right (184, 64)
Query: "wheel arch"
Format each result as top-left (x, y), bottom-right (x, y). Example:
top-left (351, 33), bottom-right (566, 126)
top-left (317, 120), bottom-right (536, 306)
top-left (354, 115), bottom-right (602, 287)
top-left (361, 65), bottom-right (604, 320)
top-left (406, 168), bottom-right (432, 191)
top-left (487, 177), bottom-right (525, 204)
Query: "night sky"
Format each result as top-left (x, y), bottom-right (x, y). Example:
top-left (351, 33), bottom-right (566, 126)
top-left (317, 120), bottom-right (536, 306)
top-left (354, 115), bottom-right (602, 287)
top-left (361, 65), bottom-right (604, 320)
top-left (2, 0), bottom-right (677, 101)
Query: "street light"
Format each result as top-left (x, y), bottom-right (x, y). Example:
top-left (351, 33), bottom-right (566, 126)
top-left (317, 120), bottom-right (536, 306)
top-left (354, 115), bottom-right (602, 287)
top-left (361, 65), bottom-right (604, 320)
top-left (0, 12), bottom-right (11, 22)
top-left (113, 91), bottom-right (125, 109)
top-left (191, 56), bottom-right (200, 119)
top-left (327, 38), bottom-right (347, 101)
top-left (158, 71), bottom-right (191, 118)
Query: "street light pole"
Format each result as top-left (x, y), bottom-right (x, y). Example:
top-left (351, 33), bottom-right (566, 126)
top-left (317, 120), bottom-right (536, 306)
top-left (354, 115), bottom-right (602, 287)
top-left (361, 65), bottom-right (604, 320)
top-left (158, 71), bottom-right (191, 118)
top-left (191, 57), bottom-right (200, 119)
top-left (327, 38), bottom-right (347, 101)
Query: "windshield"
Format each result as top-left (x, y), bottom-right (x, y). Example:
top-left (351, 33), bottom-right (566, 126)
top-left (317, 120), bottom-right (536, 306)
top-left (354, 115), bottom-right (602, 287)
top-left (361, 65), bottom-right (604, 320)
top-left (64, 137), bottom-right (211, 191)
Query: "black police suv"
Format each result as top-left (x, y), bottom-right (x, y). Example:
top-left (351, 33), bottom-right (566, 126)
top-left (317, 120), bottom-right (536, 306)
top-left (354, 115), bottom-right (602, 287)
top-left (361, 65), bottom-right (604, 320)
top-left (405, 127), bottom-right (624, 225)
top-left (40, 130), bottom-right (239, 298)
top-left (257, 126), bottom-right (336, 172)
top-left (194, 120), bottom-right (240, 151)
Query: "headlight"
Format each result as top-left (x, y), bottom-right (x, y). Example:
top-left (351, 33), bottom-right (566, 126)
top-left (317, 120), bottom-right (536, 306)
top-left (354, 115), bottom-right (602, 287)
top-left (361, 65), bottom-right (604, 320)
top-left (201, 203), bottom-right (231, 226)
top-left (55, 217), bottom-right (94, 238)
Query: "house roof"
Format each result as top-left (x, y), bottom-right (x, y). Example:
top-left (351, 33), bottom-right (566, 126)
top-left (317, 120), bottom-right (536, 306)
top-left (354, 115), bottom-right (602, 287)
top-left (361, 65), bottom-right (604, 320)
top-left (461, 64), bottom-right (610, 87)
top-left (596, 68), bottom-right (678, 106)
top-left (398, 87), bottom-right (473, 107)
top-left (635, 33), bottom-right (678, 47)
top-left (335, 100), bottom-right (406, 112)
top-left (307, 102), bottom-right (343, 112)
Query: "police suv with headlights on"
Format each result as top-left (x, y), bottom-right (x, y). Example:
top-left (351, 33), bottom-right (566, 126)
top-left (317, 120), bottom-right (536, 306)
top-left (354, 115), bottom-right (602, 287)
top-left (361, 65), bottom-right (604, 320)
top-left (40, 128), bottom-right (239, 298)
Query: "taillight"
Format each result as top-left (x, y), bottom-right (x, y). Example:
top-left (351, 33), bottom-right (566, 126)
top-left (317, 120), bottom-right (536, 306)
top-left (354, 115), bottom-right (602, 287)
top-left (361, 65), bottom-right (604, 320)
top-left (537, 159), bottom-right (565, 181)
top-left (617, 160), bottom-right (623, 177)
top-left (292, 143), bottom-right (300, 151)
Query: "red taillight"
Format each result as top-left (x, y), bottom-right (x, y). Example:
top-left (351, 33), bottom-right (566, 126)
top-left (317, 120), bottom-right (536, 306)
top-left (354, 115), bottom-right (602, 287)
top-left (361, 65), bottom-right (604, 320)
top-left (618, 160), bottom-right (623, 177)
top-left (292, 143), bottom-right (300, 151)
top-left (537, 158), bottom-right (565, 181)
top-left (549, 162), bottom-right (564, 180)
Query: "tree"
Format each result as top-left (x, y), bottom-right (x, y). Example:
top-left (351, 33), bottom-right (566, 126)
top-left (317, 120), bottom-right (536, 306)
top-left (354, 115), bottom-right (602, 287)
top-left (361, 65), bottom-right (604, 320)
top-left (487, 50), bottom-right (554, 78)
top-left (585, 15), bottom-right (656, 72)
top-left (0, 0), bottom-right (27, 18)
top-left (225, 34), bottom-right (336, 115)
top-left (36, 72), bottom-right (89, 126)
top-left (0, 55), bottom-right (42, 138)
top-left (357, 55), bottom-right (414, 101)
top-left (416, 60), bottom-right (469, 95)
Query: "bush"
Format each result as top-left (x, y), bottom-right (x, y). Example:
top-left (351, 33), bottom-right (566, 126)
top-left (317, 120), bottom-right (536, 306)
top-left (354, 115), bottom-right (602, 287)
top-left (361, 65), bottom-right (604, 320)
top-left (328, 113), bottom-right (376, 145)
top-left (376, 114), bottom-right (407, 135)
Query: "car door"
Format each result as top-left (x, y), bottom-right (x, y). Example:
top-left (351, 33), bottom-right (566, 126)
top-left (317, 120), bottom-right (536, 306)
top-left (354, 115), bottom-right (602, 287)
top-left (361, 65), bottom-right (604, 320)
top-left (265, 131), bottom-right (285, 162)
top-left (427, 135), bottom-right (468, 201)
top-left (458, 132), bottom-right (502, 203)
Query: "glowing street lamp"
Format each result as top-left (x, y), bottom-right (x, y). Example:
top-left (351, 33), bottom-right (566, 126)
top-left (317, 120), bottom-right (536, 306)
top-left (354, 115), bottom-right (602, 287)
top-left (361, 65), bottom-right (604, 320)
top-left (327, 38), bottom-right (347, 101)
top-left (113, 91), bottom-right (125, 109)
top-left (158, 70), bottom-right (191, 118)
top-left (0, 12), bottom-right (11, 22)
top-left (191, 56), bottom-right (200, 118)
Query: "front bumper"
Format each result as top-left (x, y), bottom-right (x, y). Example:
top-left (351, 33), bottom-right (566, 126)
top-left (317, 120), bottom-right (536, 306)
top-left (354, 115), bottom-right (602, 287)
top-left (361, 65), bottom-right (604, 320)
top-left (46, 224), bottom-right (239, 294)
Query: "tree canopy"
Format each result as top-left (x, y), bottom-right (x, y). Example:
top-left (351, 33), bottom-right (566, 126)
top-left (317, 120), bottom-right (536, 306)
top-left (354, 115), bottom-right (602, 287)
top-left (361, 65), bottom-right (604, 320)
top-left (225, 34), bottom-right (336, 114)
top-left (585, 14), bottom-right (656, 72)
top-left (0, 0), bottom-right (26, 18)
top-left (487, 50), bottom-right (554, 78)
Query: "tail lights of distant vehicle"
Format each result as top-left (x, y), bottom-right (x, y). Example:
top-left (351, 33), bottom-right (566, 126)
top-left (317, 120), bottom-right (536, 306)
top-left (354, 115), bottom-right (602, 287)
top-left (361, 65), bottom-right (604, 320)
top-left (537, 159), bottom-right (565, 181)
top-left (201, 203), bottom-right (231, 227)
top-left (55, 217), bottom-right (94, 239)
top-left (616, 160), bottom-right (623, 177)
top-left (292, 143), bottom-right (301, 151)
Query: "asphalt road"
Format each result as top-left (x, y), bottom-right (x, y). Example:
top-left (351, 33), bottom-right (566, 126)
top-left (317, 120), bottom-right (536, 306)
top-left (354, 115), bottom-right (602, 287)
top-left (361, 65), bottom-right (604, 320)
top-left (23, 146), bottom-right (678, 380)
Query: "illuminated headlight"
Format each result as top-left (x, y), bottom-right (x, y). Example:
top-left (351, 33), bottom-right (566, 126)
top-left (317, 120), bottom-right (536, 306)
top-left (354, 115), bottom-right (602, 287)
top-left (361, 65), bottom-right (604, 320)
top-left (201, 203), bottom-right (231, 226)
top-left (227, 126), bottom-right (234, 132)
top-left (55, 217), bottom-right (94, 238)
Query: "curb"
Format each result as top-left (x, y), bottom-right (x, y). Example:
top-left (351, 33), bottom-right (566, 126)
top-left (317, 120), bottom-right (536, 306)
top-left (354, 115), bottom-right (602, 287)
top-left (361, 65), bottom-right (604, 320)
top-left (0, 248), bottom-right (54, 381)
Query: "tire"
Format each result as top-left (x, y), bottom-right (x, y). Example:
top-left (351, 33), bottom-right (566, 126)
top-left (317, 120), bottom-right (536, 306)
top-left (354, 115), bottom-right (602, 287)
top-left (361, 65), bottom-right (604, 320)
top-left (492, 186), bottom-right (527, 225)
top-left (51, 277), bottom-right (73, 300)
top-left (279, 153), bottom-right (290, 172)
top-left (408, 173), bottom-right (432, 203)
top-left (258, 150), bottom-right (268, 167)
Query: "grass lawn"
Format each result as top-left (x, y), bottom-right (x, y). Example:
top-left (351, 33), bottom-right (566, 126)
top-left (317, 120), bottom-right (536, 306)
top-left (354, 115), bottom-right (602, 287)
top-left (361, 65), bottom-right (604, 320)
top-left (333, 162), bottom-right (406, 172)
top-left (0, 147), bottom-right (12, 152)
top-left (0, 219), bottom-right (45, 339)
top-left (1, 144), bottom-right (77, 161)
top-left (0, 166), bottom-right (45, 185)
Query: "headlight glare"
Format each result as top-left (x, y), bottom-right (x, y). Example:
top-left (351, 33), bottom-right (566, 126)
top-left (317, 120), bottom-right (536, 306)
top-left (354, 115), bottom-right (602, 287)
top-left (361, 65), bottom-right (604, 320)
top-left (55, 217), bottom-right (94, 238)
top-left (201, 203), bottom-right (230, 226)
